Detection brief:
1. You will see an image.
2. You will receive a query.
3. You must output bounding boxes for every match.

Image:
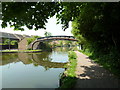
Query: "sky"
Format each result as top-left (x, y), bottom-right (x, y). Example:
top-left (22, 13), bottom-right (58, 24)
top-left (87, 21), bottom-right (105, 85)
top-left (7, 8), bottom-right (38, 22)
top-left (0, 16), bottom-right (73, 37)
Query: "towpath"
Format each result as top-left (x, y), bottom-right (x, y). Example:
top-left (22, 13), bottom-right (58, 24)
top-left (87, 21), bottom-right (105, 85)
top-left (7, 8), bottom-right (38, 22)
top-left (74, 51), bottom-right (120, 88)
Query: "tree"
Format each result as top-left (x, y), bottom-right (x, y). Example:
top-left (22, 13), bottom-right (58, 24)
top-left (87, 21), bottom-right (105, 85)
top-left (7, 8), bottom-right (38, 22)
top-left (2, 2), bottom-right (61, 30)
top-left (44, 31), bottom-right (52, 37)
top-left (3, 39), bottom-right (10, 45)
top-left (10, 40), bottom-right (18, 45)
top-left (27, 35), bottom-right (41, 45)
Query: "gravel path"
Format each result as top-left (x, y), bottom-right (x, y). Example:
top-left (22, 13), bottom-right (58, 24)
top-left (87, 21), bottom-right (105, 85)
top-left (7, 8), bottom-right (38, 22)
top-left (74, 51), bottom-right (120, 88)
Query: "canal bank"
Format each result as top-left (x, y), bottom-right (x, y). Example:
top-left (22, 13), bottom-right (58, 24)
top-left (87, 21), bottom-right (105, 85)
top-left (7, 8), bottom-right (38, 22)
top-left (59, 51), bottom-right (77, 89)
top-left (0, 49), bottom-right (42, 53)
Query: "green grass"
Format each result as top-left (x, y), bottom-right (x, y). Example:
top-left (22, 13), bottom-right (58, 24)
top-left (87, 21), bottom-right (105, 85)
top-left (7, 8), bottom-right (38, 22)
top-left (59, 51), bottom-right (77, 89)
top-left (1, 49), bottom-right (42, 53)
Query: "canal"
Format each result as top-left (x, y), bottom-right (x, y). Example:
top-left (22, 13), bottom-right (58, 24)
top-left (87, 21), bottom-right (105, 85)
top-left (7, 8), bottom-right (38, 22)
top-left (0, 47), bottom-right (74, 88)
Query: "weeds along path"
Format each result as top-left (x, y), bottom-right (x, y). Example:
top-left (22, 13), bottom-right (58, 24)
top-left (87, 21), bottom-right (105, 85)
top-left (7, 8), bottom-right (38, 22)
top-left (74, 51), bottom-right (120, 88)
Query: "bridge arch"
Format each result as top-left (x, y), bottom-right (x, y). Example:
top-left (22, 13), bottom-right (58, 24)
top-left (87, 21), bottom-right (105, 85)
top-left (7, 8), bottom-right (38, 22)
top-left (31, 36), bottom-right (78, 50)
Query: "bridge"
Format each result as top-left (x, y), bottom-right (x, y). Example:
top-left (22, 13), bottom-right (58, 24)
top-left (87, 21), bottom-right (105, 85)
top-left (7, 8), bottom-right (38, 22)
top-left (37, 36), bottom-right (77, 41)
top-left (28, 36), bottom-right (78, 50)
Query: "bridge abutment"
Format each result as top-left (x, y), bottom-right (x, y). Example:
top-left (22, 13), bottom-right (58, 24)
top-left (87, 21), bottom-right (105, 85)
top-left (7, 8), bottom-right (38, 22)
top-left (18, 37), bottom-right (28, 50)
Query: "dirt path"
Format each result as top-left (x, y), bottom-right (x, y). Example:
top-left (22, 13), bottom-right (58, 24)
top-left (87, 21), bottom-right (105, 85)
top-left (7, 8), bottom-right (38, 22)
top-left (74, 51), bottom-right (120, 88)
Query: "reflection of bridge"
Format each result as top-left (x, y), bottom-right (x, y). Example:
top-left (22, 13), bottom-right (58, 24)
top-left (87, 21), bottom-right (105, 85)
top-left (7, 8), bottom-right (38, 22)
top-left (1, 53), bottom-right (67, 69)
top-left (29, 36), bottom-right (78, 50)
top-left (32, 53), bottom-right (67, 68)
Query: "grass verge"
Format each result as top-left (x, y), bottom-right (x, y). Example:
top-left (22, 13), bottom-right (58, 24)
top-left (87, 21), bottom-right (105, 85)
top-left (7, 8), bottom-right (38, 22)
top-left (59, 51), bottom-right (77, 89)
top-left (1, 49), bottom-right (42, 53)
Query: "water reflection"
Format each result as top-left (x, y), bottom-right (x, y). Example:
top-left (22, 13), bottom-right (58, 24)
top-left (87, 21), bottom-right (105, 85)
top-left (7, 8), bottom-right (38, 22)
top-left (53, 46), bottom-right (75, 52)
top-left (1, 47), bottom-right (72, 88)
top-left (1, 51), bottom-right (67, 70)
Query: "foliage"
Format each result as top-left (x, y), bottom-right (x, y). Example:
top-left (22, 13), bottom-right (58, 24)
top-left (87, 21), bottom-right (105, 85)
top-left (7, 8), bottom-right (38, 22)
top-left (3, 39), bottom-right (18, 46)
top-left (64, 41), bottom-right (72, 46)
top-left (68, 51), bottom-right (77, 60)
top-left (3, 39), bottom-right (10, 45)
top-left (44, 31), bottom-right (52, 37)
top-left (70, 3), bottom-right (120, 76)
top-left (10, 40), bottom-right (18, 45)
top-left (27, 37), bottom-right (36, 45)
top-left (60, 51), bottom-right (77, 88)
top-left (59, 40), bottom-right (63, 46)
top-left (27, 35), bottom-right (41, 45)
top-left (2, 2), bottom-right (61, 30)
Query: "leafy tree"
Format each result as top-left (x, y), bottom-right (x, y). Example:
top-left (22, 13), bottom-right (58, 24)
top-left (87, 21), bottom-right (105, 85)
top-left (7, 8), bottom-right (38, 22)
top-left (70, 3), bottom-right (120, 72)
top-left (59, 41), bottom-right (63, 46)
top-left (27, 35), bottom-right (41, 45)
top-left (44, 31), bottom-right (52, 37)
top-left (3, 39), bottom-right (11, 45)
top-left (2, 2), bottom-right (61, 30)
top-left (10, 40), bottom-right (18, 45)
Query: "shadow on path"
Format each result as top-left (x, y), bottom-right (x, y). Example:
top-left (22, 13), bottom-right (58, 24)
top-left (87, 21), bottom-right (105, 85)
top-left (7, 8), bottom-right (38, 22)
top-left (74, 51), bottom-right (120, 88)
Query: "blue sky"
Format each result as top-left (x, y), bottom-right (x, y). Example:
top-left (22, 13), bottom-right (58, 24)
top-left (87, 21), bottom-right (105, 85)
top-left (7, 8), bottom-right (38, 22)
top-left (0, 16), bottom-right (73, 36)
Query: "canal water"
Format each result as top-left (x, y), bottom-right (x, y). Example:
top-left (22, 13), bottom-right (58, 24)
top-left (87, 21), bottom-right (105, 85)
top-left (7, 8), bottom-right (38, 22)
top-left (0, 47), bottom-right (73, 88)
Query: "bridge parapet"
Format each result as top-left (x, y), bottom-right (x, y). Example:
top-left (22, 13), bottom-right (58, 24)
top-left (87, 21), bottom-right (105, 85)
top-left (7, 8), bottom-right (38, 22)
top-left (37, 36), bottom-right (75, 40)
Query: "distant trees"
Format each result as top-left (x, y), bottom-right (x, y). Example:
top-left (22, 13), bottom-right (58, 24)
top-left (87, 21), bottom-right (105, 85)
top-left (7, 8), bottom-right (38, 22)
top-left (3, 39), bottom-right (10, 45)
top-left (27, 35), bottom-right (41, 45)
top-left (3, 38), bottom-right (18, 46)
top-left (10, 40), bottom-right (18, 45)
top-left (44, 31), bottom-right (52, 37)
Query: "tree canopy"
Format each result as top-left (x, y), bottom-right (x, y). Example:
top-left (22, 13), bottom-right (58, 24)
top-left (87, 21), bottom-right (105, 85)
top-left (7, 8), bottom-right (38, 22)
top-left (2, 2), bottom-right (61, 30)
top-left (1, 2), bottom-right (84, 30)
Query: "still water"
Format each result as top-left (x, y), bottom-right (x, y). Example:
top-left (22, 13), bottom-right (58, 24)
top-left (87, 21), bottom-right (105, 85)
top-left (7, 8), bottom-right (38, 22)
top-left (0, 47), bottom-right (72, 88)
